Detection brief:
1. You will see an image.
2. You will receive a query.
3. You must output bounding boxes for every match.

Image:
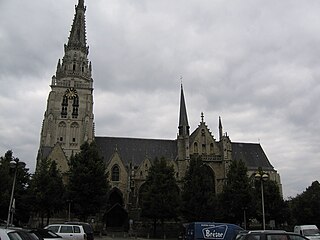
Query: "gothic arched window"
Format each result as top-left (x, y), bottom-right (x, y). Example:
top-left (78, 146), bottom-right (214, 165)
top-left (70, 122), bottom-right (79, 143)
top-left (210, 143), bottom-right (214, 154)
top-left (194, 142), bottom-right (198, 154)
top-left (58, 121), bottom-right (66, 143)
top-left (72, 96), bottom-right (79, 118)
top-left (61, 96), bottom-right (68, 118)
top-left (112, 165), bottom-right (120, 182)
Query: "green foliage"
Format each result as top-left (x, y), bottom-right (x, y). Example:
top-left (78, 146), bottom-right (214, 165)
top-left (0, 150), bottom-right (31, 225)
top-left (67, 141), bottom-right (109, 221)
top-left (289, 181), bottom-right (320, 226)
top-left (30, 158), bottom-right (65, 226)
top-left (263, 180), bottom-right (288, 227)
top-left (219, 159), bottom-right (253, 225)
top-left (140, 157), bottom-right (180, 220)
top-left (140, 157), bottom-right (180, 236)
top-left (180, 155), bottom-right (216, 222)
top-left (252, 172), bottom-right (289, 228)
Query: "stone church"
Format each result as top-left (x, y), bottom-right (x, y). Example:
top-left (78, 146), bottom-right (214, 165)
top-left (37, 0), bottom-right (281, 228)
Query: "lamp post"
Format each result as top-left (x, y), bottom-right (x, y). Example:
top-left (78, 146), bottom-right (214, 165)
top-left (67, 200), bottom-right (73, 221)
top-left (6, 159), bottom-right (25, 228)
top-left (255, 171), bottom-right (269, 230)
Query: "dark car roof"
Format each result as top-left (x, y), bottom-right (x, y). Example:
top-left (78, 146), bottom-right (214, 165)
top-left (31, 229), bottom-right (61, 238)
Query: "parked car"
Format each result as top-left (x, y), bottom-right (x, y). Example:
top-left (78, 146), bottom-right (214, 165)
top-left (64, 222), bottom-right (94, 240)
top-left (294, 225), bottom-right (320, 240)
top-left (0, 228), bottom-right (43, 240)
top-left (236, 230), bottom-right (311, 240)
top-left (31, 229), bottom-right (63, 240)
top-left (44, 224), bottom-right (90, 240)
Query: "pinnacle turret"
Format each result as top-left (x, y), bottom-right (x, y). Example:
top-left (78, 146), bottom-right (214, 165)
top-left (66, 0), bottom-right (88, 54)
top-left (219, 116), bottom-right (223, 141)
top-left (54, 0), bottom-right (92, 85)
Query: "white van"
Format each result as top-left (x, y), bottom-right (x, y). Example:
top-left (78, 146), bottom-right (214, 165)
top-left (45, 224), bottom-right (87, 240)
top-left (294, 225), bottom-right (320, 240)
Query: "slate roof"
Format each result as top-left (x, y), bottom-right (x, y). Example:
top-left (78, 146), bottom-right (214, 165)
top-left (39, 146), bottom-right (54, 159)
top-left (232, 142), bottom-right (274, 170)
top-left (95, 136), bottom-right (178, 166)
top-left (95, 137), bottom-right (275, 172)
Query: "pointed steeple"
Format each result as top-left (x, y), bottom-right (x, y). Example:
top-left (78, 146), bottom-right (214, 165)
top-left (219, 116), bottom-right (223, 141)
top-left (39, 0), bottom-right (94, 171)
top-left (55, 0), bottom-right (92, 82)
top-left (177, 84), bottom-right (190, 161)
top-left (178, 84), bottom-right (190, 136)
top-left (66, 0), bottom-right (88, 54)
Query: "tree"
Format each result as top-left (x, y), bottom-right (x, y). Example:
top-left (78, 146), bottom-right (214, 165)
top-left (289, 181), bottom-right (320, 226)
top-left (219, 159), bottom-right (253, 227)
top-left (180, 155), bottom-right (216, 222)
top-left (255, 179), bottom-right (289, 228)
top-left (67, 141), bottom-right (109, 221)
top-left (0, 150), bottom-right (30, 226)
top-left (140, 157), bottom-right (180, 237)
top-left (30, 158), bottom-right (65, 226)
top-left (251, 169), bottom-right (289, 229)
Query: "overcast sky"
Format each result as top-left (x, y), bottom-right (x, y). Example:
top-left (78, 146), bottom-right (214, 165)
top-left (1, 0), bottom-right (320, 199)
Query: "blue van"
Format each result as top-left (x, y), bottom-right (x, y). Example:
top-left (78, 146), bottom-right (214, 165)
top-left (184, 222), bottom-right (244, 240)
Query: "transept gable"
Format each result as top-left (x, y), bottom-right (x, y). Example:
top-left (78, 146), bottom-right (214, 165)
top-left (106, 149), bottom-right (128, 192)
top-left (136, 157), bottom-right (152, 180)
top-left (189, 113), bottom-right (221, 156)
top-left (107, 149), bottom-right (127, 174)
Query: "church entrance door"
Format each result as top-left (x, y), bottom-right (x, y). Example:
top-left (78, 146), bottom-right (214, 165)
top-left (105, 188), bottom-right (128, 231)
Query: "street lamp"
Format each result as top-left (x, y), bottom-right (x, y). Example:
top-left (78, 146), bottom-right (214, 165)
top-left (255, 171), bottom-right (269, 230)
top-left (67, 200), bottom-right (73, 221)
top-left (6, 159), bottom-right (25, 228)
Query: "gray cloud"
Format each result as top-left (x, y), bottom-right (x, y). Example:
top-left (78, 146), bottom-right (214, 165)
top-left (1, 0), bottom-right (320, 198)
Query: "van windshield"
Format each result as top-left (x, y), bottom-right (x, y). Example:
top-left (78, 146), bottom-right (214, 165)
top-left (303, 229), bottom-right (320, 236)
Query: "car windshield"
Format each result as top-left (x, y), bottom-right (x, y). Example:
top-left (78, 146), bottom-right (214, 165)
top-left (303, 229), bottom-right (320, 236)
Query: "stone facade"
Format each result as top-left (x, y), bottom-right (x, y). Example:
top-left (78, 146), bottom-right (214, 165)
top-left (37, 0), bottom-right (282, 228)
top-left (37, 0), bottom-right (94, 166)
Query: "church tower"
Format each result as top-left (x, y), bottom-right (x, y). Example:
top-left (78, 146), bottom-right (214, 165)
top-left (38, 0), bottom-right (94, 162)
top-left (177, 84), bottom-right (190, 161)
top-left (176, 84), bottom-right (190, 179)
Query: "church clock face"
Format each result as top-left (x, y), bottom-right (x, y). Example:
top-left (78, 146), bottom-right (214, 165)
top-left (65, 88), bottom-right (77, 99)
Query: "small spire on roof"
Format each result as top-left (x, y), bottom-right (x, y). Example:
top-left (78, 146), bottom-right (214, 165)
top-left (219, 116), bottom-right (223, 141)
top-left (201, 112), bottom-right (204, 123)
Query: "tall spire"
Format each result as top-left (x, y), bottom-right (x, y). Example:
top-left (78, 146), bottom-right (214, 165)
top-left (178, 84), bottom-right (189, 136)
top-left (66, 0), bottom-right (88, 54)
top-left (56, 0), bottom-right (92, 82)
top-left (219, 116), bottom-right (223, 141)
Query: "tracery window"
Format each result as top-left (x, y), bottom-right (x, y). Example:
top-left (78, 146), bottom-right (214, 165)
top-left (210, 143), bottom-right (214, 154)
top-left (70, 122), bottom-right (79, 144)
top-left (194, 142), bottom-right (198, 154)
top-left (58, 121), bottom-right (66, 143)
top-left (61, 96), bottom-right (68, 118)
top-left (112, 165), bottom-right (120, 181)
top-left (72, 96), bottom-right (79, 118)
